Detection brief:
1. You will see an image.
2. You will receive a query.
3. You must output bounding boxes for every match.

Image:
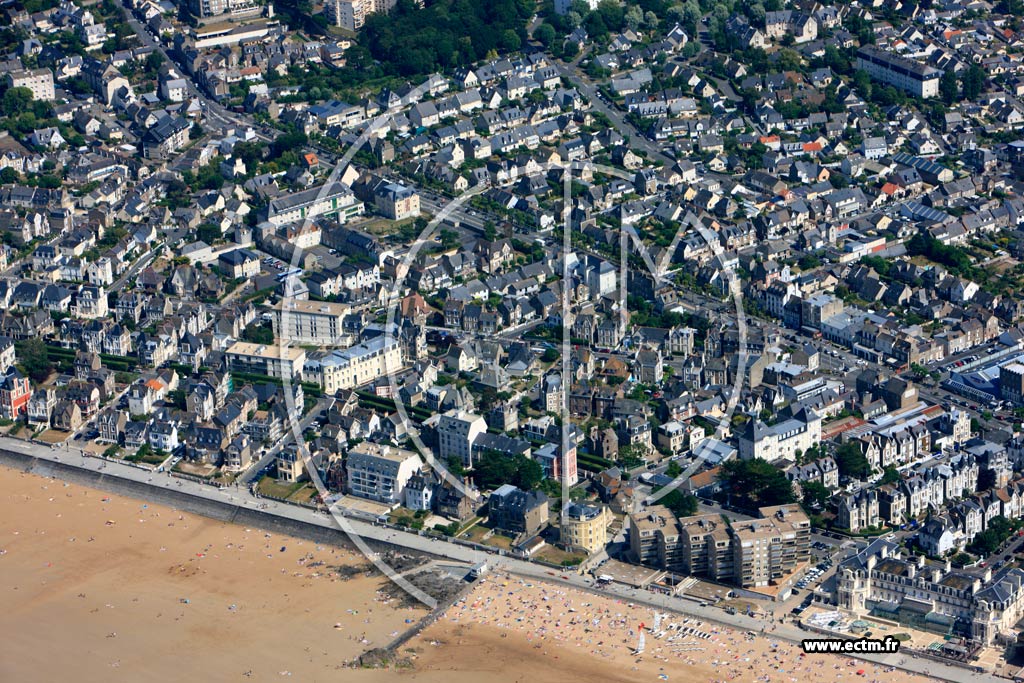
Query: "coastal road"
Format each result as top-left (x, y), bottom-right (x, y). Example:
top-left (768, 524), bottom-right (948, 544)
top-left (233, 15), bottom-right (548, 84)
top-left (0, 434), bottom-right (1002, 683)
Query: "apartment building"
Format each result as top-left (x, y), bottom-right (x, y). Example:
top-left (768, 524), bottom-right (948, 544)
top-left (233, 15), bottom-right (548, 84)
top-left (324, 0), bottom-right (399, 31)
top-left (6, 68), bottom-right (55, 102)
top-left (309, 336), bottom-right (402, 393)
top-left (346, 442), bottom-right (423, 504)
top-left (374, 182), bottom-right (420, 220)
top-left (738, 408), bottom-right (821, 461)
top-left (1000, 362), bottom-right (1024, 405)
top-left (437, 409), bottom-right (487, 467)
top-left (837, 539), bottom-right (1024, 646)
top-left (560, 502), bottom-right (611, 555)
top-left (272, 299), bottom-right (352, 346)
top-left (856, 46), bottom-right (940, 99)
top-left (628, 505), bottom-right (810, 589)
top-left (188, 0), bottom-right (260, 19)
top-left (266, 182), bottom-right (364, 227)
top-left (224, 341), bottom-right (306, 380)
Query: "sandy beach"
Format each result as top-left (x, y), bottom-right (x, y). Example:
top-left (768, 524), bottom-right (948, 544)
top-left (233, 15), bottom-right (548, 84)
top-left (0, 465), bottom-right (425, 682)
top-left (0, 463), bottom-right (941, 683)
top-left (379, 572), bottom-right (938, 683)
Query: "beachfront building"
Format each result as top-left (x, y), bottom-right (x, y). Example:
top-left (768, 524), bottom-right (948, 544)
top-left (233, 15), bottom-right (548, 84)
top-left (346, 442), bottom-right (423, 504)
top-left (560, 502), bottom-right (612, 555)
top-left (488, 484), bottom-right (549, 536)
top-left (836, 539), bottom-right (1024, 645)
top-left (628, 505), bottom-right (810, 589)
top-left (0, 367), bottom-right (32, 420)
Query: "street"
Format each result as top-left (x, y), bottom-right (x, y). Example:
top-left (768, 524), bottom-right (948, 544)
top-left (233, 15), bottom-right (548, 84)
top-left (0, 434), bottom-right (1002, 683)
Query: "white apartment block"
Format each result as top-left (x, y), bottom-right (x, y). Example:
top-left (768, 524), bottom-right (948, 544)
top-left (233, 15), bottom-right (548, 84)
top-left (266, 182), bottom-right (363, 227)
top-left (225, 342), bottom-right (306, 380)
top-left (437, 409), bottom-right (487, 467)
top-left (325, 0), bottom-right (402, 31)
top-left (856, 46), bottom-right (940, 99)
top-left (347, 442), bottom-right (422, 504)
top-left (272, 299), bottom-right (352, 346)
top-left (6, 68), bottom-right (55, 102)
top-left (310, 336), bottom-right (402, 393)
top-left (738, 410), bottom-right (822, 462)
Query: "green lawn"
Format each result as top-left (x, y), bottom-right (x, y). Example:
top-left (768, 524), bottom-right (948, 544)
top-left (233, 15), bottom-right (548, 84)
top-left (535, 545), bottom-right (586, 567)
top-left (257, 475), bottom-right (305, 499)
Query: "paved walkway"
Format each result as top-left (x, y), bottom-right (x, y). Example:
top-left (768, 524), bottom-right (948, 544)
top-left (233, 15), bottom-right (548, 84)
top-left (0, 435), bottom-right (1004, 683)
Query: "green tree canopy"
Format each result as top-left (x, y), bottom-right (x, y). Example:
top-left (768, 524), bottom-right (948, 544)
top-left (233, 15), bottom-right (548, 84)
top-left (18, 338), bottom-right (53, 383)
top-left (473, 450), bottom-right (543, 491)
top-left (718, 459), bottom-right (796, 509)
top-left (835, 441), bottom-right (871, 480)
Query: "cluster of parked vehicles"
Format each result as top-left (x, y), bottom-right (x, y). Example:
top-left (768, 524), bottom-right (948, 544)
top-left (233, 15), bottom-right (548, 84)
top-left (794, 557), bottom-right (833, 592)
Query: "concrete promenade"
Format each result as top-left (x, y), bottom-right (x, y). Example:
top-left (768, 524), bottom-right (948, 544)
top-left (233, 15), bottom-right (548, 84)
top-left (0, 435), bottom-right (1003, 683)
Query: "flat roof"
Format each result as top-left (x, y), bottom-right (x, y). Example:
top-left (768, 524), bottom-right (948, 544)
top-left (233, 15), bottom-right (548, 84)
top-left (274, 299), bottom-right (351, 315)
top-left (226, 341), bottom-right (305, 361)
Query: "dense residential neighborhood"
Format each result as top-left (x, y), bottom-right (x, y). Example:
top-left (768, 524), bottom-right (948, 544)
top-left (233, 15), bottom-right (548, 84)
top-left (7, 0), bottom-right (1024, 674)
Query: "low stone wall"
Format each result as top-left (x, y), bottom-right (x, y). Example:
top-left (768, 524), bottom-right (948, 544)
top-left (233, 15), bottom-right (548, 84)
top-left (0, 447), bottom-right (439, 561)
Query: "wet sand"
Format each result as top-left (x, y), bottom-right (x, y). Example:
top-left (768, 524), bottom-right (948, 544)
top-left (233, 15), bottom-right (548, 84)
top-left (0, 466), bottom-right (424, 682)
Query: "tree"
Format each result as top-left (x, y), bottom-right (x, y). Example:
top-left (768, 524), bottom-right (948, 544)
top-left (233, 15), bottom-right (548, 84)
top-left (473, 450), bottom-right (543, 491)
top-left (541, 347), bottom-right (560, 363)
top-left (534, 22), bottom-right (556, 47)
top-left (0, 86), bottom-right (33, 118)
top-left (961, 63), bottom-right (986, 101)
top-left (798, 254), bottom-right (821, 271)
top-left (242, 322), bottom-right (275, 345)
top-left (196, 223), bottom-right (221, 244)
top-left (880, 467), bottom-right (901, 486)
top-left (624, 5), bottom-right (644, 31)
top-left (144, 50), bottom-right (164, 74)
top-left (851, 70), bottom-right (872, 100)
top-left (801, 480), bottom-right (830, 510)
top-left (939, 68), bottom-right (959, 105)
top-left (835, 441), bottom-right (871, 480)
top-left (718, 459), bottom-right (796, 509)
top-left (659, 488), bottom-right (698, 517)
top-left (665, 460), bottom-right (683, 478)
top-left (18, 338), bottom-right (53, 383)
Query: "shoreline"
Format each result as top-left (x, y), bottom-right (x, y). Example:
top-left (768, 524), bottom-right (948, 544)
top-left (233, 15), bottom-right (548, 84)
top-left (0, 462), bottom-right (430, 682)
top-left (0, 440), bottom-right (1003, 683)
